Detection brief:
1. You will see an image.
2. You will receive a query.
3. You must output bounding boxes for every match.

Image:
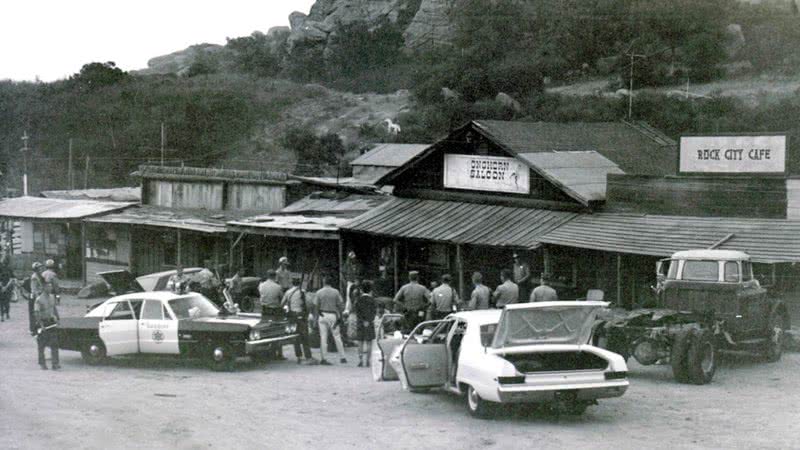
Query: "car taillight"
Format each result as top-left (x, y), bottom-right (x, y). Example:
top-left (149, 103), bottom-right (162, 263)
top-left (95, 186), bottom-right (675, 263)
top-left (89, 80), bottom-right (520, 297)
top-left (604, 371), bottom-right (627, 380)
top-left (498, 375), bottom-right (526, 384)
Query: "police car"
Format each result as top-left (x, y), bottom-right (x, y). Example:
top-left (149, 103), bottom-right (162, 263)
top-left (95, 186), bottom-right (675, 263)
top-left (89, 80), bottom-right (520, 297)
top-left (58, 291), bottom-right (298, 370)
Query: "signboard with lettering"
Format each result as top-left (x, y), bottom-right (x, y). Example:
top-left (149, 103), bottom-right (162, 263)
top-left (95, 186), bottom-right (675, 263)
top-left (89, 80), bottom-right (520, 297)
top-left (679, 135), bottom-right (786, 174)
top-left (443, 154), bottom-right (530, 194)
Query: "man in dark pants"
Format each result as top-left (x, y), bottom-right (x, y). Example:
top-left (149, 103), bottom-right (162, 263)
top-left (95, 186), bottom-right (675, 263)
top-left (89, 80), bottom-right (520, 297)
top-left (35, 282), bottom-right (60, 370)
top-left (393, 271), bottom-right (431, 332)
top-left (281, 276), bottom-right (317, 365)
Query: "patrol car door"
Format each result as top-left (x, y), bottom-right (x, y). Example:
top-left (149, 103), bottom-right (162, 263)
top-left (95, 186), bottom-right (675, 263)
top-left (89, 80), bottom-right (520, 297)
top-left (400, 320), bottom-right (453, 388)
top-left (99, 300), bottom-right (140, 355)
top-left (139, 300), bottom-right (180, 354)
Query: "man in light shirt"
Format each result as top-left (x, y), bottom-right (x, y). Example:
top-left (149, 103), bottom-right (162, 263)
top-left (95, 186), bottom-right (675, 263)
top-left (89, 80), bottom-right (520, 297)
top-left (492, 269), bottom-right (519, 308)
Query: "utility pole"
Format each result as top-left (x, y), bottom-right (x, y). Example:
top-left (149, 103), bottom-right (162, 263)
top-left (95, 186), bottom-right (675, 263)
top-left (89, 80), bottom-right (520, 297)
top-left (627, 51), bottom-right (646, 119)
top-left (20, 131), bottom-right (29, 196)
top-left (68, 138), bottom-right (74, 190)
top-left (84, 155), bottom-right (90, 189)
top-left (160, 122), bottom-right (165, 166)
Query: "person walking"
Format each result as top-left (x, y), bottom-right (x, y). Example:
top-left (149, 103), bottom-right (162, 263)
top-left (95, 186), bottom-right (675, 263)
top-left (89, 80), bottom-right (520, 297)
top-left (275, 257), bottom-right (292, 291)
top-left (467, 272), bottom-right (491, 310)
top-left (513, 253), bottom-right (530, 304)
top-left (281, 276), bottom-right (317, 365)
top-left (393, 271), bottom-right (431, 332)
top-left (492, 269), bottom-right (519, 308)
top-left (354, 280), bottom-right (377, 367)
top-left (314, 274), bottom-right (347, 365)
top-left (430, 274), bottom-right (460, 320)
top-left (530, 273), bottom-right (559, 302)
top-left (34, 282), bottom-right (60, 370)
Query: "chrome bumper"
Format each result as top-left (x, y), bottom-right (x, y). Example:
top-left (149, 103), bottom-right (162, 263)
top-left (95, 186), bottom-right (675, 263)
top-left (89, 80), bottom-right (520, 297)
top-left (496, 379), bottom-right (629, 403)
top-left (245, 334), bottom-right (299, 354)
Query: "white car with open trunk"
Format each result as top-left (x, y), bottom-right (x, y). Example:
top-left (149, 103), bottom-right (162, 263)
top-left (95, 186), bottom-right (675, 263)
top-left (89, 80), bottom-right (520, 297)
top-left (375, 301), bottom-right (629, 417)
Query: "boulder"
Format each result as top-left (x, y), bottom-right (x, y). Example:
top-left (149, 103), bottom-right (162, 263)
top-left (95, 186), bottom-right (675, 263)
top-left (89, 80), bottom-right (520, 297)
top-left (77, 281), bottom-right (109, 299)
top-left (495, 92), bottom-right (522, 113)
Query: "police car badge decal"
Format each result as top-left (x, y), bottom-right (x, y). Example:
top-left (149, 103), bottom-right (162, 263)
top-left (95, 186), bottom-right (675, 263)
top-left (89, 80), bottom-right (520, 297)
top-left (152, 330), bottom-right (165, 343)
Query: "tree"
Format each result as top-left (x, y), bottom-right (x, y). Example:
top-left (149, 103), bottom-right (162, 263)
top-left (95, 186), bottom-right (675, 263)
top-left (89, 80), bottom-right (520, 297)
top-left (69, 62), bottom-right (129, 90)
top-left (226, 32), bottom-right (280, 77)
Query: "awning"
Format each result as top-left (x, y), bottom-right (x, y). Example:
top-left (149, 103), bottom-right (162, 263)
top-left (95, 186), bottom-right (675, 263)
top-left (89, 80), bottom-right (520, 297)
top-left (341, 198), bottom-right (577, 249)
top-left (0, 196), bottom-right (133, 221)
top-left (538, 213), bottom-right (800, 263)
top-left (86, 205), bottom-right (258, 234)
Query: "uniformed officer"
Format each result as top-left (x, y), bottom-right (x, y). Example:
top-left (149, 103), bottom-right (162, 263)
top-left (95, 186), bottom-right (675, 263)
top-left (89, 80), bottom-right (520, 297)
top-left (530, 272), bottom-right (559, 302)
top-left (281, 276), bottom-right (317, 365)
top-left (35, 282), bottom-right (60, 370)
top-left (393, 271), bottom-right (431, 331)
top-left (430, 274), bottom-right (460, 320)
top-left (258, 269), bottom-right (283, 316)
top-left (492, 269), bottom-right (519, 308)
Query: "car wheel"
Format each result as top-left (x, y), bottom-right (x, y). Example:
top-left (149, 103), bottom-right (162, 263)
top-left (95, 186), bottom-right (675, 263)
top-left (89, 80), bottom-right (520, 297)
top-left (763, 311), bottom-right (788, 363)
top-left (209, 345), bottom-right (235, 372)
top-left (686, 329), bottom-right (716, 385)
top-left (370, 348), bottom-right (383, 382)
top-left (81, 341), bottom-right (107, 365)
top-left (670, 329), bottom-right (692, 384)
top-left (466, 385), bottom-right (494, 419)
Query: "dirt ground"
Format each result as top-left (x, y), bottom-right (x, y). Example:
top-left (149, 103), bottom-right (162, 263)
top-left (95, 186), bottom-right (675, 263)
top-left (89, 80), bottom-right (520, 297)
top-left (1, 296), bottom-right (798, 450)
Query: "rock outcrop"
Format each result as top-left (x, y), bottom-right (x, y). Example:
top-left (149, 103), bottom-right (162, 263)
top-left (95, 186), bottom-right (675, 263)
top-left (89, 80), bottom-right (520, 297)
top-left (403, 0), bottom-right (459, 50)
top-left (137, 43), bottom-right (228, 76)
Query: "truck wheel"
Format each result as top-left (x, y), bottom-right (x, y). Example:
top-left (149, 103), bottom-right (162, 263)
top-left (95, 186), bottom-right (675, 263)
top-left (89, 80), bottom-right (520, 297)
top-left (686, 330), bottom-right (716, 385)
top-left (670, 330), bottom-right (691, 383)
top-left (81, 341), bottom-right (107, 365)
top-left (466, 385), bottom-right (494, 419)
top-left (763, 311), bottom-right (788, 363)
top-left (209, 345), bottom-right (235, 371)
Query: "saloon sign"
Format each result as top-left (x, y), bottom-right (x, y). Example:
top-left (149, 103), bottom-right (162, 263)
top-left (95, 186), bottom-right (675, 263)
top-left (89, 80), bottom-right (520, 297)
top-left (680, 135), bottom-right (786, 174)
top-left (444, 154), bottom-right (530, 194)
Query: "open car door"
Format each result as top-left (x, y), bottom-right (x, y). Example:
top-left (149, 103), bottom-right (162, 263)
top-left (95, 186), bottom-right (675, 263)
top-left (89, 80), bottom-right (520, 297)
top-left (399, 320), bottom-right (453, 389)
top-left (372, 313), bottom-right (404, 381)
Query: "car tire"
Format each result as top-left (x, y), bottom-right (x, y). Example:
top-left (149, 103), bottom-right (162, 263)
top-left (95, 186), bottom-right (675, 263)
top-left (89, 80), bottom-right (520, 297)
top-left (209, 345), bottom-right (235, 372)
top-left (763, 310), bottom-right (788, 363)
top-left (466, 385), bottom-right (494, 419)
top-left (686, 329), bottom-right (716, 385)
top-left (81, 341), bottom-right (107, 366)
top-left (670, 329), bottom-right (692, 384)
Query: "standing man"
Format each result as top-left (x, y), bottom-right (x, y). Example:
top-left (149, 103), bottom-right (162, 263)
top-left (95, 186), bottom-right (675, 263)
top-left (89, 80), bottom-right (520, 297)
top-left (430, 274), bottom-right (460, 320)
top-left (258, 269), bottom-right (283, 317)
top-left (492, 269), bottom-right (519, 308)
top-left (275, 256), bottom-right (292, 291)
top-left (35, 282), bottom-right (60, 370)
top-left (343, 250), bottom-right (361, 312)
top-left (28, 262), bottom-right (45, 335)
top-left (512, 253), bottom-right (530, 304)
top-left (167, 265), bottom-right (189, 294)
top-left (393, 271), bottom-right (431, 332)
top-left (314, 274), bottom-right (347, 365)
top-left (467, 272), bottom-right (491, 310)
top-left (530, 273), bottom-right (559, 302)
top-left (281, 276), bottom-right (317, 365)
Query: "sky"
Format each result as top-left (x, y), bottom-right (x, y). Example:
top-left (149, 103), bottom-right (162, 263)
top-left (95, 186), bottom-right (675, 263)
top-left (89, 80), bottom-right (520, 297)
top-left (0, 0), bottom-right (316, 82)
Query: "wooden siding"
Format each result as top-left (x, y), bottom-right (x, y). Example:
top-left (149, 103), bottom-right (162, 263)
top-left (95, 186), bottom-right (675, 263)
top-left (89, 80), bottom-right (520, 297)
top-left (788, 180), bottom-right (800, 219)
top-left (146, 180), bottom-right (224, 210)
top-left (226, 184), bottom-right (285, 212)
top-left (606, 174), bottom-right (787, 218)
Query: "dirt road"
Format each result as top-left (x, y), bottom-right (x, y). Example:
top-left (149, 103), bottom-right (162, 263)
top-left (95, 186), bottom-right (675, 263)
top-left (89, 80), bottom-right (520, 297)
top-left (1, 296), bottom-right (798, 449)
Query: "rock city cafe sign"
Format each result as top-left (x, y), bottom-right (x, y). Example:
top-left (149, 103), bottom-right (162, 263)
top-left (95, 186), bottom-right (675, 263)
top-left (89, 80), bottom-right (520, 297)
top-left (679, 134), bottom-right (786, 174)
top-left (444, 154), bottom-right (530, 194)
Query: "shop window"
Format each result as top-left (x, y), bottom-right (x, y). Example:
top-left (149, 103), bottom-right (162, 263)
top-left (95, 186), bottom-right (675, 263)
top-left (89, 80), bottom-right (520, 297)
top-left (33, 224), bottom-right (45, 252)
top-left (86, 227), bottom-right (118, 261)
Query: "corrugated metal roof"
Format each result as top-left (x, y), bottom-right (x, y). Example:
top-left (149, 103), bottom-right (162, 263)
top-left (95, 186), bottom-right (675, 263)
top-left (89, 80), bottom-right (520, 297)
top-left (228, 215), bottom-right (348, 234)
top-left (41, 187), bottom-right (141, 203)
top-left (0, 196), bottom-right (133, 220)
top-left (280, 193), bottom-right (388, 218)
top-left (351, 143), bottom-right (431, 167)
top-left (538, 213), bottom-right (800, 263)
top-left (86, 205), bottom-right (257, 234)
top-left (342, 198), bottom-right (577, 249)
top-left (517, 151), bottom-right (625, 204)
top-left (473, 120), bottom-right (677, 176)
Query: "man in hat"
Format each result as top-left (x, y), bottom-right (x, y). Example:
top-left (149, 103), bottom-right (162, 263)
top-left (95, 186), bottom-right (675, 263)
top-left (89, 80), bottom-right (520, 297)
top-left (512, 253), bottom-right (530, 304)
top-left (430, 274), bottom-right (460, 320)
top-left (393, 271), bottom-right (431, 331)
top-left (34, 281), bottom-right (60, 370)
top-left (276, 257), bottom-right (292, 291)
top-left (530, 272), bottom-right (558, 302)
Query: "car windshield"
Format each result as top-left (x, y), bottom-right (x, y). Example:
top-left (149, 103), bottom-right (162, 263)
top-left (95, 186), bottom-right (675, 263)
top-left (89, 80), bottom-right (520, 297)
top-left (168, 294), bottom-right (219, 319)
top-left (491, 304), bottom-right (602, 348)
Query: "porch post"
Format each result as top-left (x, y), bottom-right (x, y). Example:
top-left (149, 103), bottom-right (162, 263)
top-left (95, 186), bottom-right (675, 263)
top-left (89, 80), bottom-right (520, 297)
top-left (80, 222), bottom-right (87, 285)
top-left (616, 254), bottom-right (623, 306)
top-left (393, 240), bottom-right (399, 293)
top-left (543, 245), bottom-right (551, 275)
top-left (176, 229), bottom-right (182, 266)
top-left (456, 244), bottom-right (464, 302)
top-left (338, 233), bottom-right (345, 294)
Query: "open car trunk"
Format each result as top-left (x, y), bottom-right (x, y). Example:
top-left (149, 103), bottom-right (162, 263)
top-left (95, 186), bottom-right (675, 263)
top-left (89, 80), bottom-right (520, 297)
top-left (98, 270), bottom-right (144, 294)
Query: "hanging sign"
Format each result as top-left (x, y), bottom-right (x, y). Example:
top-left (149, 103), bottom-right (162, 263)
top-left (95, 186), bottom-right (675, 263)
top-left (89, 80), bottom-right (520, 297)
top-left (680, 135), bottom-right (786, 174)
top-left (444, 154), bottom-right (530, 194)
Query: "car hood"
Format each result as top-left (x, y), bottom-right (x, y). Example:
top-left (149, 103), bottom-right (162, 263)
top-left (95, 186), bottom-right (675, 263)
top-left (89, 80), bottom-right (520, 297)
top-left (492, 301), bottom-right (608, 348)
top-left (98, 270), bottom-right (144, 293)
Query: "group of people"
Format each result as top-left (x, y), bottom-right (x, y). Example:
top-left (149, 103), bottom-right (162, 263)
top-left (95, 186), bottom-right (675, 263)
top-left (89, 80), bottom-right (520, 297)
top-left (9, 260), bottom-right (62, 370)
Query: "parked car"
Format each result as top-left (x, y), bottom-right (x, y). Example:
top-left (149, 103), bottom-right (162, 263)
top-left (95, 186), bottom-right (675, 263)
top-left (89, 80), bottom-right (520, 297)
top-left (376, 302), bottom-right (629, 418)
top-left (59, 291), bottom-right (298, 371)
top-left (596, 250), bottom-right (791, 385)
